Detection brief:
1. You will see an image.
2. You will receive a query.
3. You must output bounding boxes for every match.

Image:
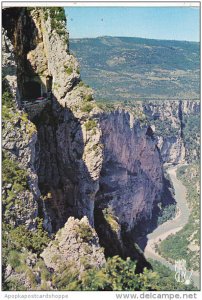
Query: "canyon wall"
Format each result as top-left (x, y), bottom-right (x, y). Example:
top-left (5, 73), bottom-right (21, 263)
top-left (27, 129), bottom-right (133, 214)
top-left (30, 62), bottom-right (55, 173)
top-left (96, 110), bottom-right (163, 230)
top-left (2, 7), bottom-right (199, 290)
top-left (2, 27), bottom-right (39, 229)
top-left (2, 8), bottom-right (165, 236)
top-left (143, 100), bottom-right (200, 164)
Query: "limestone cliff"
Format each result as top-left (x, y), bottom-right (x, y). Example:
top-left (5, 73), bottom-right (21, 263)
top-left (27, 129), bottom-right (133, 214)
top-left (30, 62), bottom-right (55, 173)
top-left (2, 7), bottom-right (164, 235)
top-left (96, 110), bottom-right (163, 230)
top-left (2, 27), bottom-right (39, 228)
top-left (2, 8), bottom-right (103, 232)
top-left (41, 216), bottom-right (105, 271)
top-left (2, 8), bottom-right (165, 283)
top-left (143, 100), bottom-right (200, 164)
top-left (120, 99), bottom-right (200, 164)
top-left (2, 7), bottom-right (200, 292)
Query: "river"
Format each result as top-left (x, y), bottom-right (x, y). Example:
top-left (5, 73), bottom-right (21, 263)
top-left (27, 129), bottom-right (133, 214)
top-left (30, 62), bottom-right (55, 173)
top-left (144, 165), bottom-right (200, 289)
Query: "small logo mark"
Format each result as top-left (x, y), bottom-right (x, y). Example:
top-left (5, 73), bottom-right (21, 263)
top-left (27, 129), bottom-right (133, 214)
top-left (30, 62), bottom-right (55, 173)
top-left (175, 259), bottom-right (193, 284)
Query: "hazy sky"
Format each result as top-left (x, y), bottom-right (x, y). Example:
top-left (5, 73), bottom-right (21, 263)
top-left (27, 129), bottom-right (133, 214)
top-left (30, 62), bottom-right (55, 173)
top-left (65, 6), bottom-right (200, 42)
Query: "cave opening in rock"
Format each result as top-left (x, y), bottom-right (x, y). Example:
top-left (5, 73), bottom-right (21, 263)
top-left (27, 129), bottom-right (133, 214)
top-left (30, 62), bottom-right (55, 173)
top-left (46, 75), bottom-right (52, 95)
top-left (23, 81), bottom-right (42, 100)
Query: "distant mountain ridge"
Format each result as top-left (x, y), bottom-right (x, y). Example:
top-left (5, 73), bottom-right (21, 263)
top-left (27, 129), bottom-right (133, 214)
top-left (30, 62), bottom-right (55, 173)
top-left (70, 36), bottom-right (200, 101)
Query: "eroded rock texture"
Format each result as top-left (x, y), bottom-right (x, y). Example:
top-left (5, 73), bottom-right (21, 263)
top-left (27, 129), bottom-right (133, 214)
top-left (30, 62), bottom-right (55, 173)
top-left (2, 28), bottom-right (39, 228)
top-left (143, 100), bottom-right (200, 164)
top-left (3, 6), bottom-right (199, 239)
top-left (41, 216), bottom-right (105, 271)
top-left (96, 110), bottom-right (163, 231)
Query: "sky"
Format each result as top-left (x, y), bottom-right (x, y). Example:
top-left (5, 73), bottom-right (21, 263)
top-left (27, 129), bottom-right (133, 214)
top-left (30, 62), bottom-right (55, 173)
top-left (65, 6), bottom-right (200, 42)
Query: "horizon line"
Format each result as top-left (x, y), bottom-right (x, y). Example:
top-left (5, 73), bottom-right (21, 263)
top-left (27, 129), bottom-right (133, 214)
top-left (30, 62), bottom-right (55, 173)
top-left (69, 35), bottom-right (200, 43)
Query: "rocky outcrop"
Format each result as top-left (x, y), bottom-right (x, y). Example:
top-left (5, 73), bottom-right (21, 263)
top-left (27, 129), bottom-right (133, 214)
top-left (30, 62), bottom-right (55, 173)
top-left (2, 7), bottom-right (166, 235)
top-left (2, 7), bottom-right (165, 269)
top-left (143, 101), bottom-right (185, 164)
top-left (181, 100), bottom-right (200, 115)
top-left (41, 216), bottom-right (105, 271)
top-left (143, 100), bottom-right (200, 164)
top-left (2, 111), bottom-right (39, 228)
top-left (34, 102), bottom-right (103, 232)
top-left (28, 9), bottom-right (80, 101)
top-left (2, 7), bottom-right (200, 292)
top-left (2, 28), bottom-right (18, 99)
top-left (2, 8), bottom-right (103, 231)
top-left (2, 28), bottom-right (39, 228)
top-left (96, 110), bottom-right (163, 231)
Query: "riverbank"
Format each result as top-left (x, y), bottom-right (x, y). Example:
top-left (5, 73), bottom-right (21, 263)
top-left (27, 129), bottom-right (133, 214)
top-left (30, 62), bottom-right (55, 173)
top-left (143, 165), bottom-right (200, 289)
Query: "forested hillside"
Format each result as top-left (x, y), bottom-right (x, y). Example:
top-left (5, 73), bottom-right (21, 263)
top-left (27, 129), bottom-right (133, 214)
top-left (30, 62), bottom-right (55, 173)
top-left (70, 36), bottom-right (199, 101)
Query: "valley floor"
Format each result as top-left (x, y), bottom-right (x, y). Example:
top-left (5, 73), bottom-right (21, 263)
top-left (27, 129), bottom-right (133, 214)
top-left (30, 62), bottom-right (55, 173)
top-left (143, 165), bottom-right (200, 289)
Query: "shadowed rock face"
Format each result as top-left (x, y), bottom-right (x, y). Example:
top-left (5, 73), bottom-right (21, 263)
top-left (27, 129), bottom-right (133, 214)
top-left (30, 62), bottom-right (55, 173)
top-left (2, 7), bottom-right (164, 240)
top-left (2, 8), bottom-right (103, 232)
top-left (34, 102), bottom-right (101, 232)
top-left (35, 103), bottom-right (164, 233)
top-left (96, 110), bottom-right (163, 231)
top-left (2, 9), bottom-right (200, 289)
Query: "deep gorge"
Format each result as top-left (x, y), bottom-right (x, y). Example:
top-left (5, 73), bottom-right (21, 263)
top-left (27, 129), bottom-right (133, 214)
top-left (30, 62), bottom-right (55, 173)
top-left (2, 7), bottom-right (200, 291)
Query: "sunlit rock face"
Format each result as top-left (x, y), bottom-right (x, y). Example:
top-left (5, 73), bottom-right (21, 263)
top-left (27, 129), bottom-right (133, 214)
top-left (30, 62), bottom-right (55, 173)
top-left (2, 28), bottom-right (39, 229)
top-left (41, 216), bottom-right (105, 272)
top-left (96, 110), bottom-right (164, 231)
top-left (143, 100), bottom-right (200, 164)
top-left (2, 7), bottom-right (165, 235)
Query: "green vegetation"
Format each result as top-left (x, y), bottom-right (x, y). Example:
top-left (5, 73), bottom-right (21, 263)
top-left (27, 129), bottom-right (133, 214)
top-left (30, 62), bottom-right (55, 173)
top-left (70, 36), bottom-right (199, 101)
top-left (78, 81), bottom-right (85, 87)
top-left (43, 256), bottom-right (196, 291)
top-left (158, 227), bottom-right (193, 268)
top-left (2, 78), bottom-right (13, 107)
top-left (183, 114), bottom-right (200, 162)
top-left (2, 105), bottom-right (36, 136)
top-left (53, 82), bottom-right (61, 93)
top-left (43, 8), bottom-right (67, 42)
top-left (65, 66), bottom-right (73, 75)
top-left (3, 219), bottom-right (50, 256)
top-left (81, 103), bottom-right (94, 113)
top-left (2, 219), bottom-right (51, 290)
top-left (3, 248), bottom-right (51, 291)
top-left (2, 90), bottom-right (13, 108)
top-left (4, 245), bottom-right (165, 291)
top-left (75, 222), bottom-right (94, 242)
top-left (43, 7), bottom-right (66, 23)
top-left (21, 112), bottom-right (37, 136)
top-left (7, 250), bottom-right (21, 269)
top-left (103, 207), bottom-right (120, 233)
top-left (84, 119), bottom-right (97, 131)
top-left (2, 80), bottom-right (36, 136)
top-left (2, 152), bottom-right (29, 215)
top-left (157, 204), bottom-right (176, 225)
top-left (104, 256), bottom-right (158, 291)
top-left (84, 94), bottom-right (93, 102)
top-left (151, 117), bottom-right (178, 137)
top-left (148, 260), bottom-right (196, 291)
top-left (50, 256), bottom-right (160, 291)
top-left (2, 79), bottom-right (16, 121)
top-left (158, 164), bottom-right (200, 271)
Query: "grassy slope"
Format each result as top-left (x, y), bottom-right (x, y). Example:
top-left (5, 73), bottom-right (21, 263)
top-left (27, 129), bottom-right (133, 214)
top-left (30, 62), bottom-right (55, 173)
top-left (70, 36), bottom-right (199, 101)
